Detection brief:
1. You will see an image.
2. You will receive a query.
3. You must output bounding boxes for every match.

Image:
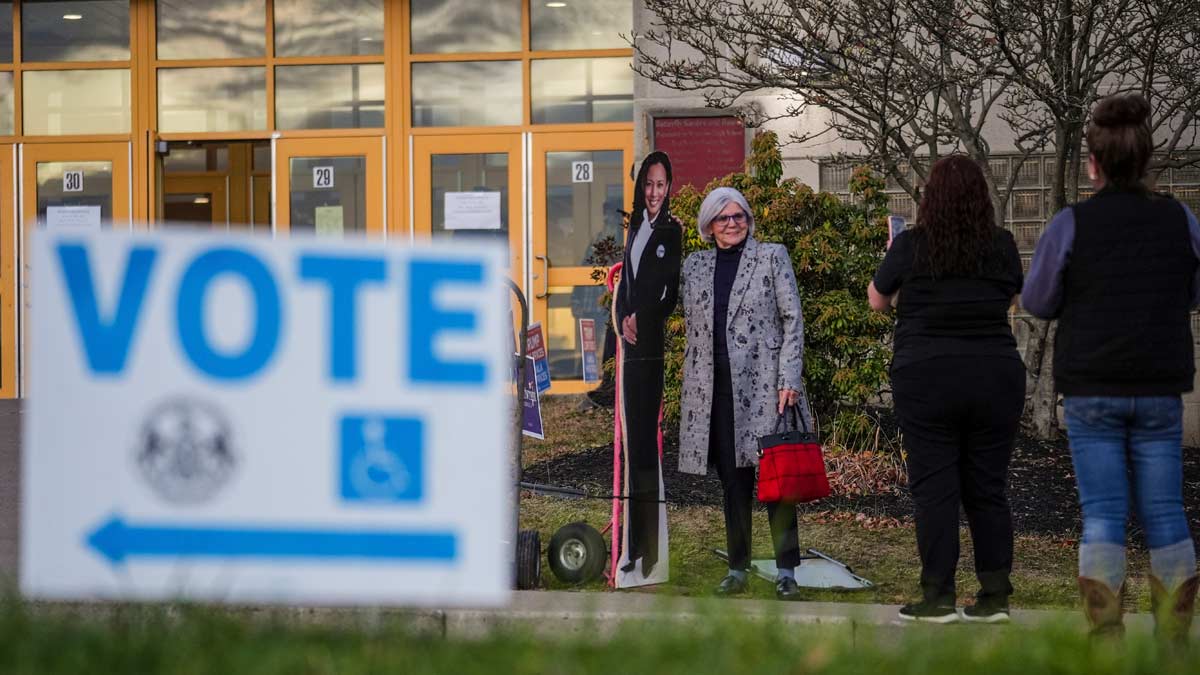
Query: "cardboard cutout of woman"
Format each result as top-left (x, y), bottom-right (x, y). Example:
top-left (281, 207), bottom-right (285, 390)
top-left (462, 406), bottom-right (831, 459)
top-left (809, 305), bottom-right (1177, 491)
top-left (614, 151), bottom-right (683, 585)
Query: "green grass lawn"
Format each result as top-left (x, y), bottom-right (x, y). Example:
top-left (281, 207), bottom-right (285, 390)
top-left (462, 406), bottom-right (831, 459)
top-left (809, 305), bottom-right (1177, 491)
top-left (521, 396), bottom-right (1162, 612)
top-left (1, 601), bottom-right (1195, 675)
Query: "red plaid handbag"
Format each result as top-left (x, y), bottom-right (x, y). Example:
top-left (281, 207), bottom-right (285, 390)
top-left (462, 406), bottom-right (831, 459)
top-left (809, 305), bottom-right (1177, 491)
top-left (756, 404), bottom-right (830, 503)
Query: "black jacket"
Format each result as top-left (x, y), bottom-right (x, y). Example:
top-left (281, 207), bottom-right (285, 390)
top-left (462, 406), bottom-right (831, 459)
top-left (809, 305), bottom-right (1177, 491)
top-left (616, 211), bottom-right (683, 358)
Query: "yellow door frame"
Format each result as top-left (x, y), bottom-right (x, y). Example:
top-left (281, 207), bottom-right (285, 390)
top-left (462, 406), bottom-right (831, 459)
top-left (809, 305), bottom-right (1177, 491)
top-left (530, 130), bottom-right (633, 393)
top-left (412, 133), bottom-right (525, 281)
top-left (21, 142), bottom-right (133, 228)
top-left (274, 136), bottom-right (385, 237)
top-left (0, 145), bottom-right (14, 398)
top-left (162, 175), bottom-right (229, 227)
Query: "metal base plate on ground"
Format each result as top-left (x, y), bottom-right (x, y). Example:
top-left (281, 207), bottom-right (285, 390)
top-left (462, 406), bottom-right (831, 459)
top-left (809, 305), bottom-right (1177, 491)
top-left (714, 548), bottom-right (874, 589)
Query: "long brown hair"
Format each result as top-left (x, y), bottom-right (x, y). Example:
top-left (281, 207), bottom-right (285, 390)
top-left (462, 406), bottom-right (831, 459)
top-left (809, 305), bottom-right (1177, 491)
top-left (914, 155), bottom-right (997, 278)
top-left (1086, 94), bottom-right (1152, 191)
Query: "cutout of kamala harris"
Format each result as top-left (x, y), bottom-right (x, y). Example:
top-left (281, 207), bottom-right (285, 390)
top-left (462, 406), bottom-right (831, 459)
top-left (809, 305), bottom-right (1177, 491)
top-left (613, 151), bottom-right (682, 585)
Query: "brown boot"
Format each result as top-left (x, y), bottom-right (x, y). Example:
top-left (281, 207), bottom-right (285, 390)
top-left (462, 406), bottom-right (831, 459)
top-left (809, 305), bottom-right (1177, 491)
top-left (1148, 575), bottom-right (1199, 645)
top-left (1079, 577), bottom-right (1125, 638)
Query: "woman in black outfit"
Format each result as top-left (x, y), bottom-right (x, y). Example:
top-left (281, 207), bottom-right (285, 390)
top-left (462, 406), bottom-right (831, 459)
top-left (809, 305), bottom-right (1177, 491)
top-left (614, 152), bottom-right (682, 581)
top-left (868, 155), bottom-right (1025, 623)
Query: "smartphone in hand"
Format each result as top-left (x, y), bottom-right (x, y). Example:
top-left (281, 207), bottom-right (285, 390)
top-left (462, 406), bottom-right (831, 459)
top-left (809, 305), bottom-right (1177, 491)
top-left (887, 215), bottom-right (907, 249)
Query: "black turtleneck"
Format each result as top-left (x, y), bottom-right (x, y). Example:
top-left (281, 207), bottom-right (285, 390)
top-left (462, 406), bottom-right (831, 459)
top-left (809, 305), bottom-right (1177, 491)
top-left (712, 239), bottom-right (745, 365)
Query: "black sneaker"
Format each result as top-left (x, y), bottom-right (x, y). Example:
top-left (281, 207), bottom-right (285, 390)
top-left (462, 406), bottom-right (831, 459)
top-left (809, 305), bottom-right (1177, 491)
top-left (961, 598), bottom-right (1010, 624)
top-left (898, 600), bottom-right (959, 624)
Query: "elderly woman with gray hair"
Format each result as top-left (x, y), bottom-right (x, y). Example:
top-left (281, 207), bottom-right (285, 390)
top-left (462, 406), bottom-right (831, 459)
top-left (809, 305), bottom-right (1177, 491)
top-left (678, 186), bottom-right (811, 600)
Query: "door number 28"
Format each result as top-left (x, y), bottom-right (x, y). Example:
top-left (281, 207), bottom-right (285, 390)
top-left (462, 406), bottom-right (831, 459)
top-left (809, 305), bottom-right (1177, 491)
top-left (572, 161), bottom-right (593, 184)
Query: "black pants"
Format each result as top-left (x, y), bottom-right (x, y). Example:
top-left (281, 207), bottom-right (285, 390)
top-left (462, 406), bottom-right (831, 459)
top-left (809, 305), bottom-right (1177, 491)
top-left (892, 355), bottom-right (1025, 603)
top-left (622, 348), bottom-right (664, 573)
top-left (711, 357), bottom-right (801, 572)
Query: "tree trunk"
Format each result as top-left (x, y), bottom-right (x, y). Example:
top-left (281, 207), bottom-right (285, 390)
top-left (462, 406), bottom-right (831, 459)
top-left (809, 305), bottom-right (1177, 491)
top-left (1027, 321), bottom-right (1058, 438)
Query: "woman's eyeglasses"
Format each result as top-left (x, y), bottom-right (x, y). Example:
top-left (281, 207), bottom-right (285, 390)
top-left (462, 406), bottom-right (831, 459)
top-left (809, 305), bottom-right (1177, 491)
top-left (713, 212), bottom-right (748, 227)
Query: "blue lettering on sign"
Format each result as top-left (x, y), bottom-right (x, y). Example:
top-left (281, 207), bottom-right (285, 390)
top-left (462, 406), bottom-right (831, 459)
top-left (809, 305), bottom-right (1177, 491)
top-left (340, 415), bottom-right (423, 503)
top-left (298, 254), bottom-right (387, 382)
top-left (176, 248), bottom-right (281, 380)
top-left (58, 243), bottom-right (157, 375)
top-left (408, 260), bottom-right (487, 385)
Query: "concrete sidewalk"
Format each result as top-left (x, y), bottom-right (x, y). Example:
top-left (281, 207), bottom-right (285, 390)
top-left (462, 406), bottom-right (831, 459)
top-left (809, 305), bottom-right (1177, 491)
top-left (399, 589), bottom-right (1159, 640)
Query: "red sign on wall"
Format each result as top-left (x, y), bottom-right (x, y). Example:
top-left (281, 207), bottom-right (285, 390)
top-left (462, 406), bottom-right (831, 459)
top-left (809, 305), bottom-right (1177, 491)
top-left (653, 116), bottom-right (746, 194)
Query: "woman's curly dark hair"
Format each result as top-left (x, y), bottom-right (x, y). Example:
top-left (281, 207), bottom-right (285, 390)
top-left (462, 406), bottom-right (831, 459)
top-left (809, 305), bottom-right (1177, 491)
top-left (914, 155), bottom-right (997, 278)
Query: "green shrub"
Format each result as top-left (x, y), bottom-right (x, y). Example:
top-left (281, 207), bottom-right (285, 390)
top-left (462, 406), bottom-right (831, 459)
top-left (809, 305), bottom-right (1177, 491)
top-left (663, 132), bottom-right (893, 435)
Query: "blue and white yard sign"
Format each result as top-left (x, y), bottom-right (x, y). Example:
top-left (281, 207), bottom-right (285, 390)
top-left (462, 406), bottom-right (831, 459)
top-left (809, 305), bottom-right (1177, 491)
top-left (21, 228), bottom-right (513, 607)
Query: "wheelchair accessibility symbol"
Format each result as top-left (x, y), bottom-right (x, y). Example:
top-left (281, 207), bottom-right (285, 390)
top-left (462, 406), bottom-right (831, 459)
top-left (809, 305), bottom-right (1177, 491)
top-left (339, 415), bottom-right (424, 503)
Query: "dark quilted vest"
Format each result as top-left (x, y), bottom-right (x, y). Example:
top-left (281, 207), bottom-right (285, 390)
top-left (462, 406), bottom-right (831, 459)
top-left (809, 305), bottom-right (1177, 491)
top-left (1054, 188), bottom-right (1196, 395)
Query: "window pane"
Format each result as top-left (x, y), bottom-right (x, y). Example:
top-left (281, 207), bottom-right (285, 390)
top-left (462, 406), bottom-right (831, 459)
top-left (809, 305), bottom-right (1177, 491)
top-left (23, 0), bottom-right (129, 62)
top-left (546, 150), bottom-right (624, 267)
top-left (158, 67), bottom-right (266, 133)
top-left (0, 72), bottom-right (12, 135)
top-left (24, 69), bottom-right (129, 135)
top-left (412, 61), bottom-right (521, 127)
top-left (532, 0), bottom-right (631, 51)
top-left (162, 144), bottom-right (229, 172)
top-left (0, 3), bottom-right (12, 62)
top-left (36, 161), bottom-right (113, 227)
top-left (274, 0), bottom-right (382, 56)
top-left (410, 0), bottom-right (519, 54)
top-left (275, 64), bottom-right (384, 130)
top-left (288, 156), bottom-right (367, 236)
top-left (532, 58), bottom-right (633, 124)
top-left (547, 286), bottom-right (608, 381)
top-left (429, 153), bottom-right (510, 255)
top-left (156, 0), bottom-right (265, 59)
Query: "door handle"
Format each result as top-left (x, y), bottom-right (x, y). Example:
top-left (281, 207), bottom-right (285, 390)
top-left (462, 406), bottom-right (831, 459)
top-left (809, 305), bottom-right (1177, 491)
top-left (535, 255), bottom-right (549, 299)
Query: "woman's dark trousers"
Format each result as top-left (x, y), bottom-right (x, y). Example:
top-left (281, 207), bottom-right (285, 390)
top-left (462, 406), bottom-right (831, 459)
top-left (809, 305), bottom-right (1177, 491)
top-left (622, 342), bottom-right (664, 574)
top-left (711, 357), bottom-right (801, 571)
top-left (892, 355), bottom-right (1025, 604)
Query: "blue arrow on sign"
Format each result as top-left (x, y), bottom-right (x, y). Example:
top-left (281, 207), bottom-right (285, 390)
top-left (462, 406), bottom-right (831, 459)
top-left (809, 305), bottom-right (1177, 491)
top-left (86, 515), bottom-right (457, 565)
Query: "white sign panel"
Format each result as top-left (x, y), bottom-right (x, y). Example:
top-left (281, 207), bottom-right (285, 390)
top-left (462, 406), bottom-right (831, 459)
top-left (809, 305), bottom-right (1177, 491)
top-left (63, 170), bottom-right (84, 193)
top-left (23, 229), bottom-right (513, 607)
top-left (46, 206), bottom-right (102, 230)
top-left (571, 161), bottom-right (593, 183)
top-left (444, 192), bottom-right (501, 230)
top-left (313, 166), bottom-right (335, 189)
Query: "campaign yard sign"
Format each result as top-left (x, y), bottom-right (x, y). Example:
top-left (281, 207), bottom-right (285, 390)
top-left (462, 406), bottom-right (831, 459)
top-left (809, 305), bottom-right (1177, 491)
top-left (22, 228), bottom-right (513, 607)
top-left (525, 322), bottom-right (551, 393)
top-left (579, 319), bottom-right (599, 383)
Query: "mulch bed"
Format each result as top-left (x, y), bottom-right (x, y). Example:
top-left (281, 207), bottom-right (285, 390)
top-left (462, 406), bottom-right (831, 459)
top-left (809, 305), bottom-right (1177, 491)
top-left (522, 410), bottom-right (1200, 540)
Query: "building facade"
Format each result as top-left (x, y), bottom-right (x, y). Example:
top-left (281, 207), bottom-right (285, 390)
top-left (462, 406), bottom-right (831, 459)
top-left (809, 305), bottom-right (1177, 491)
top-left (0, 0), bottom-right (638, 397)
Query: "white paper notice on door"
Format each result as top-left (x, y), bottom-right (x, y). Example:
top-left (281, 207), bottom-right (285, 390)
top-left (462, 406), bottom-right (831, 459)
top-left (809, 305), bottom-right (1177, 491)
top-left (314, 205), bottom-right (344, 236)
top-left (444, 191), bottom-right (501, 230)
top-left (46, 206), bottom-right (102, 230)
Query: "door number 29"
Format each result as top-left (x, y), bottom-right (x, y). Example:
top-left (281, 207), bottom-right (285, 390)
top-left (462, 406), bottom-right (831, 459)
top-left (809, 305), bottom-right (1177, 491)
top-left (313, 166), bottom-right (335, 189)
top-left (572, 161), bottom-right (593, 184)
top-left (63, 171), bottom-right (84, 193)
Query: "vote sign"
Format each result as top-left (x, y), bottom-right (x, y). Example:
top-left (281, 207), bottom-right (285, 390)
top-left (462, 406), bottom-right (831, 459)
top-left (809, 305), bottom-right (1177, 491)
top-left (22, 229), bottom-right (513, 607)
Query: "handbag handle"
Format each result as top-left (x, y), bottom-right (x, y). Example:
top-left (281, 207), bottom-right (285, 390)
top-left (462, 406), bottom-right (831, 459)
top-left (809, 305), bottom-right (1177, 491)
top-left (772, 402), bottom-right (810, 434)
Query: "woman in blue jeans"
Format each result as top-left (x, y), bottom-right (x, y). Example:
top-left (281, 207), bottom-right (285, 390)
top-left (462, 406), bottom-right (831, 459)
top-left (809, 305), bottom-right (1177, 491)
top-left (1025, 93), bottom-right (1200, 641)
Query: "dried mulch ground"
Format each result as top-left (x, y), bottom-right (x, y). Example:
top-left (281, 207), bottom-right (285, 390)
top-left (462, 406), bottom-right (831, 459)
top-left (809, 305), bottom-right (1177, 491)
top-left (522, 407), bottom-right (1200, 542)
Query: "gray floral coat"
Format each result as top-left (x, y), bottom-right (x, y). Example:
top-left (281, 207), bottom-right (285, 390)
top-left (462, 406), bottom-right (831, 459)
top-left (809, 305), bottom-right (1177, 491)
top-left (677, 236), bottom-right (813, 475)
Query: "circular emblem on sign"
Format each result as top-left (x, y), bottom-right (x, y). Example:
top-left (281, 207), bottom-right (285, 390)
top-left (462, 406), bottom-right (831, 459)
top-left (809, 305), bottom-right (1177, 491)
top-left (136, 398), bottom-right (236, 505)
top-left (656, 244), bottom-right (666, 258)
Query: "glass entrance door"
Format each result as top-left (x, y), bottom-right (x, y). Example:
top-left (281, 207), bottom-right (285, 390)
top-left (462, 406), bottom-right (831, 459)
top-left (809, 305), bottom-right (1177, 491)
top-left (22, 142), bottom-right (132, 231)
top-left (162, 175), bottom-right (228, 227)
top-left (412, 133), bottom-right (524, 285)
top-left (20, 142), bottom-right (132, 397)
top-left (275, 137), bottom-right (384, 237)
top-left (531, 131), bottom-right (633, 392)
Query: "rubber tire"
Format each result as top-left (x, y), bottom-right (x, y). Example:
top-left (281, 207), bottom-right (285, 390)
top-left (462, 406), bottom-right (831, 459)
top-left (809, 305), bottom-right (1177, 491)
top-left (516, 529), bottom-right (541, 590)
top-left (548, 522), bottom-right (607, 584)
